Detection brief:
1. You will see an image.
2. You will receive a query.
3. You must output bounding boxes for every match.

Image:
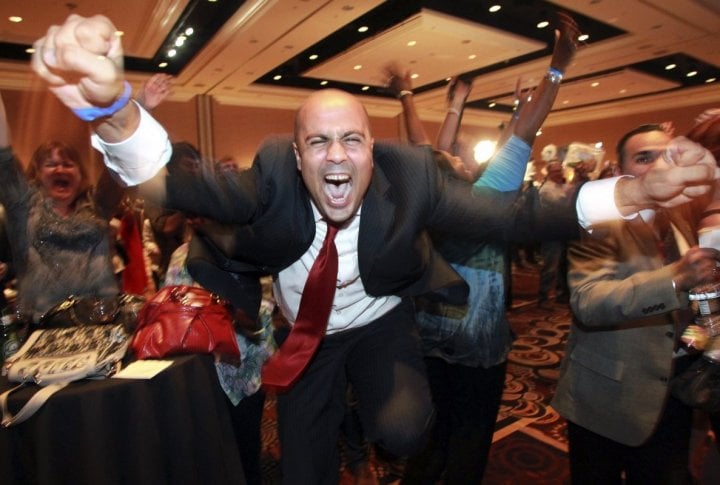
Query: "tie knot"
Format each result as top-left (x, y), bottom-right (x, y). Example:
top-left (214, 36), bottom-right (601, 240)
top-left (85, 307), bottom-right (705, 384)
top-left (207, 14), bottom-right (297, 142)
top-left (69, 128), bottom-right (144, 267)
top-left (325, 222), bottom-right (339, 242)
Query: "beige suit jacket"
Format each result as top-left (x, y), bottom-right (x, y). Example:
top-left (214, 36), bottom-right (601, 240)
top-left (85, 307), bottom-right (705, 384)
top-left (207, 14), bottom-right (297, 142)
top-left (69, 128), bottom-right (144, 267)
top-left (551, 206), bottom-right (696, 446)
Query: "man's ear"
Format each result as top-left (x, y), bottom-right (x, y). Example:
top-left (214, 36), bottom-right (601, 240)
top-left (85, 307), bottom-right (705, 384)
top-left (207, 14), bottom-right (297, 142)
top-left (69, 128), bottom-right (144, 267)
top-left (293, 142), bottom-right (302, 170)
top-left (369, 138), bottom-right (375, 167)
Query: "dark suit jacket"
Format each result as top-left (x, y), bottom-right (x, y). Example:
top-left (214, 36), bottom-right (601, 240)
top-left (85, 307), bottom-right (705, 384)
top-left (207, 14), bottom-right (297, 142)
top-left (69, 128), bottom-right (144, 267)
top-left (552, 205), bottom-right (696, 446)
top-left (163, 136), bottom-right (578, 306)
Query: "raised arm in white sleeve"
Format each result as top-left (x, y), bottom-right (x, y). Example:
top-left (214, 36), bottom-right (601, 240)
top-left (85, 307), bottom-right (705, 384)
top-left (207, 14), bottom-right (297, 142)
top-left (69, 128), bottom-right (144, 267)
top-left (90, 101), bottom-right (172, 186)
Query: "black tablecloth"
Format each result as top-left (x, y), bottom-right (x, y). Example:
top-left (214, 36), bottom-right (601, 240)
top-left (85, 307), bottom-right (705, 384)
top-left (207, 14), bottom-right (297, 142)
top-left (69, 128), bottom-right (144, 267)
top-left (0, 355), bottom-right (246, 485)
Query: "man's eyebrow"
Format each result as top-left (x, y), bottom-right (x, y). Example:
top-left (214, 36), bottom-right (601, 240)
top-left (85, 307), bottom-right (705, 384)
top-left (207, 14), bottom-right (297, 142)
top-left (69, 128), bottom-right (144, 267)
top-left (304, 130), bottom-right (365, 141)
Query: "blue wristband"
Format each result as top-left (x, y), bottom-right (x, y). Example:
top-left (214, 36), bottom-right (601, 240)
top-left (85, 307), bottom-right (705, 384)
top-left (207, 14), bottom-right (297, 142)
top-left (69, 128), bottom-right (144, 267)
top-left (71, 81), bottom-right (132, 122)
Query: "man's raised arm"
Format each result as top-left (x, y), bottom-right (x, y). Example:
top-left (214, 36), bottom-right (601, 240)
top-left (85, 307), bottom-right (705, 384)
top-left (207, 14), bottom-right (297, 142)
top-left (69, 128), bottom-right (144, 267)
top-left (31, 14), bottom-right (170, 186)
top-left (578, 136), bottom-right (720, 228)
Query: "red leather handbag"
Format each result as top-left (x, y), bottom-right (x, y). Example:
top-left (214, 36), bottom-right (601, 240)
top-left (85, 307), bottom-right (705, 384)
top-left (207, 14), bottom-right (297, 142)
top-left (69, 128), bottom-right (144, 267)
top-left (131, 285), bottom-right (241, 361)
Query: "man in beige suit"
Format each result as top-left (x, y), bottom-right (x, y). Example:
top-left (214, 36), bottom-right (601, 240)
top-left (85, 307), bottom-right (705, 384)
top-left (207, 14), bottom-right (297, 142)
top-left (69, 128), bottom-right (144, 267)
top-left (552, 123), bottom-right (720, 483)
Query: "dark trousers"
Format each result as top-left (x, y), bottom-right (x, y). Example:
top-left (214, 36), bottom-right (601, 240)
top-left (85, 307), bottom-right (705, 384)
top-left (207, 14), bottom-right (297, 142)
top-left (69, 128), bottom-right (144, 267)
top-left (276, 300), bottom-right (434, 485)
top-left (402, 358), bottom-right (507, 484)
top-left (226, 390), bottom-right (266, 485)
top-left (567, 394), bottom-right (693, 484)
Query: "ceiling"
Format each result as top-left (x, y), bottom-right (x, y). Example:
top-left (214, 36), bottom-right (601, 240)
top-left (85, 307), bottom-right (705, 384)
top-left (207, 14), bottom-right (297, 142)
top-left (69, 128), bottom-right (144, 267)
top-left (0, 0), bottom-right (719, 129)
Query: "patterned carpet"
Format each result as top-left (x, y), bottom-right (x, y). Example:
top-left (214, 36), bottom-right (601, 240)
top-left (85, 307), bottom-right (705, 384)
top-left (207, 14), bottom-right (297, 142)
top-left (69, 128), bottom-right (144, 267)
top-left (258, 262), bottom-right (575, 484)
top-left (482, 263), bottom-right (571, 485)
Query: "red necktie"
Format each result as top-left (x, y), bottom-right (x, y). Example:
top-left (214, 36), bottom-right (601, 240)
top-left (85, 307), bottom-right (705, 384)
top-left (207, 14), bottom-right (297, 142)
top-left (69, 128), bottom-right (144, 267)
top-left (262, 222), bottom-right (339, 392)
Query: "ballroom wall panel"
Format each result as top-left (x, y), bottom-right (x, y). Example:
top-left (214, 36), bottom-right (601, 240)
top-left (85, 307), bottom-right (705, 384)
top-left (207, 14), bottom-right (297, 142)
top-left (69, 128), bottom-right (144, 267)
top-left (4, 87), bottom-right (716, 184)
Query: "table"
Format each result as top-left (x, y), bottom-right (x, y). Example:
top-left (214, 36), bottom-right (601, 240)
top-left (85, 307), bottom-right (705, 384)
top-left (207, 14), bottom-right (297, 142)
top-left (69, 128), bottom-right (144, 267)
top-left (0, 355), bottom-right (246, 485)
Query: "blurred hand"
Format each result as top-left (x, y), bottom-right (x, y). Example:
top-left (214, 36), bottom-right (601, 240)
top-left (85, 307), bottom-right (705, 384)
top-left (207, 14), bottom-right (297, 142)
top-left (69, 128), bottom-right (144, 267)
top-left (695, 108), bottom-right (720, 126)
top-left (550, 12), bottom-right (580, 73)
top-left (136, 74), bottom-right (173, 111)
top-left (660, 121), bottom-right (676, 137)
top-left (633, 137), bottom-right (719, 209)
top-left (447, 76), bottom-right (474, 105)
top-left (671, 246), bottom-right (720, 292)
top-left (31, 14), bottom-right (125, 110)
top-left (383, 62), bottom-right (413, 97)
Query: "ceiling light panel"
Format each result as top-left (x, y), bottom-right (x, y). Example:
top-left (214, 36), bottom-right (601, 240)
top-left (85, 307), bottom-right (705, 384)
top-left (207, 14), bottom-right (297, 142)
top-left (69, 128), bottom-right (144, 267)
top-left (305, 9), bottom-right (544, 87)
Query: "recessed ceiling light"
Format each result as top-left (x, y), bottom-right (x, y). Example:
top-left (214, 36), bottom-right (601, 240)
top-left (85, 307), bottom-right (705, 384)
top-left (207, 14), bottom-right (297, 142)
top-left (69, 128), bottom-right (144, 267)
top-left (488, 102), bottom-right (496, 108)
top-left (358, 26), bottom-right (368, 33)
top-left (619, 89), bottom-right (627, 94)
top-left (273, 74), bottom-right (282, 81)
top-left (168, 49), bottom-right (177, 57)
top-left (320, 80), bottom-right (328, 86)
top-left (411, 73), bottom-right (419, 79)
top-left (686, 70), bottom-right (698, 77)
top-left (706, 77), bottom-right (717, 83)
top-left (578, 34), bottom-right (589, 42)
top-left (353, 65), bottom-right (362, 70)
top-left (185, 27), bottom-right (194, 36)
top-left (591, 82), bottom-right (600, 87)
top-left (536, 129), bottom-right (543, 136)
top-left (665, 63), bottom-right (677, 70)
top-left (468, 54), bottom-right (477, 60)
top-left (114, 31), bottom-right (124, 37)
top-left (158, 62), bottom-right (168, 68)
top-left (8, 16), bottom-right (22, 23)
top-left (362, 86), bottom-right (369, 91)
top-left (489, 5), bottom-right (501, 13)
top-left (562, 100), bottom-right (569, 105)
top-left (25, 47), bottom-right (35, 54)
top-left (537, 21), bottom-right (549, 29)
top-left (407, 40), bottom-right (416, 47)
top-left (175, 36), bottom-right (186, 47)
top-left (309, 54), bottom-right (318, 60)
top-left (595, 142), bottom-right (604, 149)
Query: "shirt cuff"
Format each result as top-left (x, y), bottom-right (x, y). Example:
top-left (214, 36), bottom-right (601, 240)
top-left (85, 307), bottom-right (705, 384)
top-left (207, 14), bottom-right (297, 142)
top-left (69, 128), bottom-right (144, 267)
top-left (576, 175), bottom-right (637, 230)
top-left (90, 100), bottom-right (172, 186)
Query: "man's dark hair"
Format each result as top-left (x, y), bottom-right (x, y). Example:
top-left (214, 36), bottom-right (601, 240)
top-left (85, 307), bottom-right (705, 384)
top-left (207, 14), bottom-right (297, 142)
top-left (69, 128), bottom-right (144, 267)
top-left (615, 123), bottom-right (664, 166)
top-left (167, 141), bottom-right (202, 174)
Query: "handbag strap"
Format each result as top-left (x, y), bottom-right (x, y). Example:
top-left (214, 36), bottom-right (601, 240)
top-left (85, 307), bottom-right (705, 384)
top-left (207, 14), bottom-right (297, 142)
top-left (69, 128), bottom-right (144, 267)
top-left (0, 382), bottom-right (69, 427)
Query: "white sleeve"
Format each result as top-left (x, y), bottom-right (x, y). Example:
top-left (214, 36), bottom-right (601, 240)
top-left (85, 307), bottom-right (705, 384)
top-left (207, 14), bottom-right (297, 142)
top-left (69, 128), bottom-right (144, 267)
top-left (90, 101), bottom-right (172, 186)
top-left (576, 175), bottom-right (637, 230)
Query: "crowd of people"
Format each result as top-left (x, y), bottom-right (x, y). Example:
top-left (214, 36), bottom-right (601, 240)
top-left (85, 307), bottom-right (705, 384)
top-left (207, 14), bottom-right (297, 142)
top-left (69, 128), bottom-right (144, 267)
top-left (0, 8), bottom-right (719, 485)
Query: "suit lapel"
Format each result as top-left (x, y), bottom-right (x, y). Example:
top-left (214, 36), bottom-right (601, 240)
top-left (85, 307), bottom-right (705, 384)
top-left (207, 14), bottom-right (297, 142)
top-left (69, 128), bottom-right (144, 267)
top-left (358, 162), bottom-right (395, 278)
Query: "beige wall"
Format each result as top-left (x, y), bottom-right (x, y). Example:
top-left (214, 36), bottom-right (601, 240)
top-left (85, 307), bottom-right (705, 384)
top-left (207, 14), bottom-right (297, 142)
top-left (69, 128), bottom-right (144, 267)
top-left (3, 87), bottom-right (715, 179)
top-left (4, 89), bottom-right (94, 174)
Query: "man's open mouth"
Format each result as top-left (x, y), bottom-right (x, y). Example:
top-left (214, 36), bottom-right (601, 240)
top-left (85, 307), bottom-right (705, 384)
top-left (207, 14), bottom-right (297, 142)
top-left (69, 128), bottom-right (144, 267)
top-left (324, 174), bottom-right (351, 206)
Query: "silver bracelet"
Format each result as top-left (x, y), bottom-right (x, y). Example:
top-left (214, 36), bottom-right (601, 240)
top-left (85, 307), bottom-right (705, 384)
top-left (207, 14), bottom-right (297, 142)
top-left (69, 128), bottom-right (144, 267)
top-left (546, 67), bottom-right (563, 85)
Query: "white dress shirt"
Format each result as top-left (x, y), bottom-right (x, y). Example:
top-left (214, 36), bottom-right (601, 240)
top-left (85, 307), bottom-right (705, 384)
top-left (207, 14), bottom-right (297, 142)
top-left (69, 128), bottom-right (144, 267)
top-left (273, 204), bottom-right (401, 334)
